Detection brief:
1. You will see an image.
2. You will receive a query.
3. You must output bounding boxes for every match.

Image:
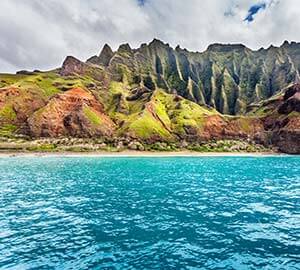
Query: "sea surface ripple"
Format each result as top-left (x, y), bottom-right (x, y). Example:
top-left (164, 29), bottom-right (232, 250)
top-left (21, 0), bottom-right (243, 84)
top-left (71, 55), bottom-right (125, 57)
top-left (0, 156), bottom-right (299, 269)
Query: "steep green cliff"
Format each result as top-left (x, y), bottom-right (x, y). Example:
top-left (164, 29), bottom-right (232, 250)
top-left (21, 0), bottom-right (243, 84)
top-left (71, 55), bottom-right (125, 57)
top-left (89, 39), bottom-right (299, 115)
top-left (0, 39), bottom-right (299, 153)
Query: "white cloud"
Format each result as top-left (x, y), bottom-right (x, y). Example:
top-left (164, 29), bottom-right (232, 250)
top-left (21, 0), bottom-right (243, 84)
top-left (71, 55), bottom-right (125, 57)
top-left (0, 0), bottom-right (299, 72)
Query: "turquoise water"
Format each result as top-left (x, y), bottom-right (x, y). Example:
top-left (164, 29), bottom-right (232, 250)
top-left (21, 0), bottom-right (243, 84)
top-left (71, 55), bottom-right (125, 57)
top-left (0, 156), bottom-right (299, 270)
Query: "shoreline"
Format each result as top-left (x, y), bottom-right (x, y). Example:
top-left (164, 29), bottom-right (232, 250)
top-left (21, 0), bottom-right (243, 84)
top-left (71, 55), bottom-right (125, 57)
top-left (0, 150), bottom-right (287, 157)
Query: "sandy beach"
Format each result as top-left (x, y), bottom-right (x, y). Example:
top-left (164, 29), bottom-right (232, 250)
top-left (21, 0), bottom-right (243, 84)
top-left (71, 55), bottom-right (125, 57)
top-left (0, 150), bottom-right (283, 157)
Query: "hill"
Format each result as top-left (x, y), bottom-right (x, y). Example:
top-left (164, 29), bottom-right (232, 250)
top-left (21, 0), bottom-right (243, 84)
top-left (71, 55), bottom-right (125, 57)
top-left (0, 39), bottom-right (299, 153)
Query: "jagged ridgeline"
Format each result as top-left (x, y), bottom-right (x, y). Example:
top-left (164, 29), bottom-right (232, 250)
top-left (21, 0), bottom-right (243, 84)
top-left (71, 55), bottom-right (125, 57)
top-left (0, 39), bottom-right (300, 153)
top-left (87, 39), bottom-right (300, 115)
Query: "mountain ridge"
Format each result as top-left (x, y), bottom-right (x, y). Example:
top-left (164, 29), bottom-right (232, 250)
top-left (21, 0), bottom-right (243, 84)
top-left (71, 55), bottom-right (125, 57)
top-left (81, 38), bottom-right (300, 115)
top-left (0, 39), bottom-right (299, 153)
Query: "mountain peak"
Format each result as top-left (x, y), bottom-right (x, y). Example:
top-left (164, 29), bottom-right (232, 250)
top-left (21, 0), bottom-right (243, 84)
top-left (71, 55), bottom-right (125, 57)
top-left (99, 43), bottom-right (114, 66)
top-left (150, 38), bottom-right (164, 45)
top-left (207, 43), bottom-right (247, 52)
top-left (118, 43), bottom-right (132, 53)
top-left (149, 38), bottom-right (169, 49)
top-left (100, 43), bottom-right (113, 56)
top-left (60, 56), bottom-right (87, 76)
top-left (282, 40), bottom-right (290, 47)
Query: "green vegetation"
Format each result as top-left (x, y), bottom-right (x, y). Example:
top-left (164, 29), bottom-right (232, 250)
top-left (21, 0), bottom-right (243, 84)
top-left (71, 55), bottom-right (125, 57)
top-left (0, 104), bottom-right (17, 122)
top-left (186, 140), bottom-right (267, 153)
top-left (0, 124), bottom-right (17, 137)
top-left (0, 40), bottom-right (298, 153)
top-left (150, 90), bottom-right (217, 136)
top-left (0, 137), bottom-right (270, 153)
top-left (127, 110), bottom-right (172, 140)
top-left (83, 106), bottom-right (102, 126)
top-left (28, 144), bottom-right (57, 151)
top-left (238, 117), bottom-right (253, 133)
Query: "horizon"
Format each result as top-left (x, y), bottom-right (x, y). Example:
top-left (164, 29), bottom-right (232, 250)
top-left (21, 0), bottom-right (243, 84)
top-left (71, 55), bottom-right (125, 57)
top-left (1, 0), bottom-right (300, 73)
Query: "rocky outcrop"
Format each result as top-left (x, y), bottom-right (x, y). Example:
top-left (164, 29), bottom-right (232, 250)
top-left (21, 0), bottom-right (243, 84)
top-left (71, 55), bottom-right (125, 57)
top-left (271, 118), bottom-right (300, 154)
top-left (99, 44), bottom-right (114, 65)
top-left (0, 86), bottom-right (46, 126)
top-left (278, 84), bottom-right (300, 114)
top-left (1, 40), bottom-right (300, 153)
top-left (87, 44), bottom-right (114, 66)
top-left (91, 39), bottom-right (300, 115)
top-left (28, 88), bottom-right (115, 137)
top-left (186, 115), bottom-right (264, 141)
top-left (258, 84), bottom-right (300, 153)
top-left (60, 56), bottom-right (88, 76)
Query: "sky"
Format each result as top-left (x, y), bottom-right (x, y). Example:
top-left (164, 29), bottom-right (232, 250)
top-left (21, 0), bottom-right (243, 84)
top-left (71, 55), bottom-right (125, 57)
top-left (0, 0), bottom-right (299, 73)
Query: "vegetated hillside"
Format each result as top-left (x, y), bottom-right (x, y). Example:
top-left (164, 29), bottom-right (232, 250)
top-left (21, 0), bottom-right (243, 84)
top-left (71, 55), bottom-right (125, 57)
top-left (0, 39), bottom-right (299, 153)
top-left (248, 84), bottom-right (300, 154)
top-left (88, 39), bottom-right (300, 115)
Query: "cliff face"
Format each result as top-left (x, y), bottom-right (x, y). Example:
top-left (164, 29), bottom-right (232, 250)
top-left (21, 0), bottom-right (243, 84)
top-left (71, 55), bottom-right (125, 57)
top-left (88, 39), bottom-right (300, 115)
top-left (0, 39), bottom-right (299, 153)
top-left (28, 88), bottom-right (115, 137)
top-left (247, 83), bottom-right (300, 153)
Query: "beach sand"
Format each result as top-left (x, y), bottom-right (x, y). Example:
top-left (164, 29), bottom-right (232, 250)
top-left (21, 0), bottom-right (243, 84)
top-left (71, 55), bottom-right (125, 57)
top-left (0, 150), bottom-right (282, 157)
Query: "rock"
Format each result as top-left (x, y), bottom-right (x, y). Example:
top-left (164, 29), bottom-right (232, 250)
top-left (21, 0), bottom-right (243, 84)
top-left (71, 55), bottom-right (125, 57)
top-left (116, 141), bottom-right (124, 150)
top-left (128, 141), bottom-right (138, 150)
top-left (16, 70), bottom-right (35, 75)
top-left (118, 43), bottom-right (132, 54)
top-left (283, 83), bottom-right (300, 101)
top-left (87, 44), bottom-right (114, 66)
top-left (261, 84), bottom-right (300, 153)
top-left (99, 44), bottom-right (114, 66)
top-left (98, 143), bottom-right (107, 149)
top-left (128, 141), bottom-right (144, 151)
top-left (0, 86), bottom-right (46, 125)
top-left (180, 140), bottom-right (188, 148)
top-left (60, 56), bottom-right (87, 76)
top-left (272, 130), bottom-right (300, 154)
top-left (126, 87), bottom-right (152, 101)
top-left (28, 87), bottom-right (116, 137)
top-left (278, 86), bottom-right (300, 114)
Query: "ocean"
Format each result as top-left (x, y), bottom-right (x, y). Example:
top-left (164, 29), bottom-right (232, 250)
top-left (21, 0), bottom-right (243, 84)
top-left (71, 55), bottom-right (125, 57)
top-left (0, 156), bottom-right (299, 269)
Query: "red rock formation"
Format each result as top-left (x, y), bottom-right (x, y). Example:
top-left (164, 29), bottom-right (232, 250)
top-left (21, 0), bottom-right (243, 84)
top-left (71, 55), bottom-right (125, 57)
top-left (263, 84), bottom-right (300, 153)
top-left (195, 115), bottom-right (264, 141)
top-left (28, 88), bottom-right (115, 137)
top-left (0, 86), bottom-right (46, 124)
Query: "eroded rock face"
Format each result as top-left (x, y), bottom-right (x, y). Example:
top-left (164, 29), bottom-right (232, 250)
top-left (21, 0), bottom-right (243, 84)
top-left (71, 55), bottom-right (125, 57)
top-left (98, 44), bottom-right (114, 66)
top-left (28, 88), bottom-right (115, 137)
top-left (278, 84), bottom-right (300, 114)
top-left (195, 115), bottom-right (264, 141)
top-left (60, 56), bottom-right (88, 76)
top-left (89, 39), bottom-right (300, 115)
top-left (0, 87), bottom-right (46, 125)
top-left (271, 117), bottom-right (300, 154)
top-left (264, 84), bottom-right (300, 153)
top-left (87, 44), bottom-right (114, 66)
top-left (0, 87), bottom-right (20, 108)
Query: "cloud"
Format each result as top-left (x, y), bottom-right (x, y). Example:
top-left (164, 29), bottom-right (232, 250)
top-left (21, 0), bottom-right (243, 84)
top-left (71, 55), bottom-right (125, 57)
top-left (0, 0), bottom-right (299, 72)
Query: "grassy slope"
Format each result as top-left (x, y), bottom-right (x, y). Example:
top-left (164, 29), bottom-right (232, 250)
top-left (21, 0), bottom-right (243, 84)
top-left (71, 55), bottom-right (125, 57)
top-left (0, 71), bottom-right (98, 136)
top-left (0, 70), bottom-right (266, 142)
top-left (113, 88), bottom-right (219, 141)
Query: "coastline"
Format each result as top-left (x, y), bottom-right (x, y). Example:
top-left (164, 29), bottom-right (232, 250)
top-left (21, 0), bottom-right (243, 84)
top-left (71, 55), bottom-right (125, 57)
top-left (0, 150), bottom-right (285, 157)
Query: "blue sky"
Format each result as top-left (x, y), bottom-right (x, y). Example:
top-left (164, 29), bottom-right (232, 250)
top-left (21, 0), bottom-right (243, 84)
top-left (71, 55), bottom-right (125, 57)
top-left (0, 0), bottom-right (299, 72)
top-left (245, 2), bottom-right (267, 22)
top-left (137, 0), bottom-right (146, 5)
